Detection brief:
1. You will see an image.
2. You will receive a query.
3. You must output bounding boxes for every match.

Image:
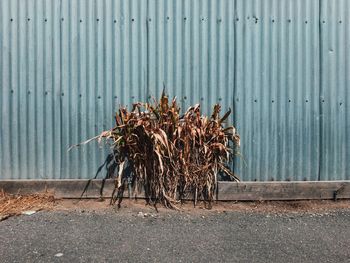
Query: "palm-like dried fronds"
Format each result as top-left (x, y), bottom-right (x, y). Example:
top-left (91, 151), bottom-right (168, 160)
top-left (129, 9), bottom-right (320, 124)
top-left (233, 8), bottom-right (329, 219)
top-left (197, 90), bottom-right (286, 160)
top-left (72, 93), bottom-right (240, 208)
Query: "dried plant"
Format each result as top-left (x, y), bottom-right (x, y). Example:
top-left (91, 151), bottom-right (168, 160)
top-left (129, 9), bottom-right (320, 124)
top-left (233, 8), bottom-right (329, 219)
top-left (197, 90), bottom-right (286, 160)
top-left (71, 92), bottom-right (240, 209)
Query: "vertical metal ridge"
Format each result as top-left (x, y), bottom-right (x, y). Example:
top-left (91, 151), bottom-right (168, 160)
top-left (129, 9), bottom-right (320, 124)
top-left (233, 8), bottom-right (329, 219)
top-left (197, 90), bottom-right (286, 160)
top-left (345, 0), bottom-right (350, 179)
top-left (0, 0), bottom-right (3, 178)
top-left (0, 0), bottom-right (6, 178)
top-left (318, 0), bottom-right (323, 181)
top-left (86, 0), bottom-right (93, 178)
top-left (77, 0), bottom-right (82, 179)
top-left (58, 0), bottom-right (63, 179)
top-left (8, 0), bottom-right (14, 179)
top-left (24, 0), bottom-right (29, 179)
top-left (35, 0), bottom-right (42, 178)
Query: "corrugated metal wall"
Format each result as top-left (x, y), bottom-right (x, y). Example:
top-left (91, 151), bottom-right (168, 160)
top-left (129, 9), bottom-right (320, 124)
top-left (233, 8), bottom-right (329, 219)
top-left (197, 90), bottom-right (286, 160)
top-left (234, 0), bottom-right (321, 181)
top-left (320, 0), bottom-right (350, 180)
top-left (0, 0), bottom-right (349, 181)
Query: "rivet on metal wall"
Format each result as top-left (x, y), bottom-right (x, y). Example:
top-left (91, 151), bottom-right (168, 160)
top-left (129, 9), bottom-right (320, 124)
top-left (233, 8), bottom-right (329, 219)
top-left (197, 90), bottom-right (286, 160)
top-left (114, 96), bottom-right (118, 99)
top-left (45, 91), bottom-right (48, 95)
top-left (236, 98), bottom-right (239, 102)
top-left (114, 20), bottom-right (116, 23)
top-left (236, 18), bottom-right (239, 22)
top-left (28, 90), bottom-right (31, 94)
top-left (131, 96), bottom-right (135, 99)
top-left (322, 20), bottom-right (325, 23)
top-left (305, 21), bottom-right (308, 24)
top-left (44, 18), bottom-right (47, 22)
top-left (218, 98), bottom-right (222, 101)
top-left (271, 100), bottom-right (274, 103)
top-left (288, 99), bottom-right (291, 102)
top-left (11, 89), bottom-right (14, 93)
top-left (27, 18), bottom-right (30, 21)
top-left (10, 18), bottom-right (13, 22)
top-left (306, 99), bottom-right (308, 102)
top-left (61, 92), bottom-right (64, 96)
top-left (201, 18), bottom-right (204, 21)
top-left (97, 18), bottom-right (99, 22)
top-left (80, 19), bottom-right (82, 23)
top-left (288, 19), bottom-right (291, 23)
top-left (339, 20), bottom-right (342, 24)
top-left (79, 94), bottom-right (82, 97)
top-left (218, 18), bottom-right (222, 22)
top-left (131, 18), bottom-right (135, 22)
top-left (184, 96), bottom-right (187, 100)
top-left (322, 99), bottom-right (325, 102)
top-left (340, 102), bottom-right (343, 106)
top-left (167, 16), bottom-right (170, 20)
top-left (184, 17), bottom-right (187, 21)
top-left (200, 97), bottom-right (204, 101)
top-left (97, 96), bottom-right (101, 99)
top-left (254, 99), bottom-right (257, 102)
top-left (272, 19), bottom-right (275, 23)
top-left (61, 18), bottom-right (64, 21)
top-left (148, 18), bottom-right (151, 22)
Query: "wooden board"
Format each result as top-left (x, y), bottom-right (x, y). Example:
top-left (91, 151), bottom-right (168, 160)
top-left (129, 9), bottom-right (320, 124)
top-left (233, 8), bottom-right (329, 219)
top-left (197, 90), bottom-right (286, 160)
top-left (1, 180), bottom-right (350, 200)
top-left (218, 181), bottom-right (350, 201)
top-left (0, 179), bottom-right (120, 199)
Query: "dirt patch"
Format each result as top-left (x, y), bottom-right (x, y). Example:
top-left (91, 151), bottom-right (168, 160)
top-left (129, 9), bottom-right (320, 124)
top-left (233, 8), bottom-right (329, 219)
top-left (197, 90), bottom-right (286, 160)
top-left (52, 198), bottom-right (350, 215)
top-left (1, 191), bottom-right (349, 219)
top-left (0, 191), bottom-right (55, 221)
top-left (212, 200), bottom-right (350, 214)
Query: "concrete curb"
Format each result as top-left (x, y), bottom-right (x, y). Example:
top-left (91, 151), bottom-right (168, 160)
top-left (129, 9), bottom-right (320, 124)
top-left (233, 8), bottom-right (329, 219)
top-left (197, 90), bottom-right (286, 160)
top-left (0, 179), bottom-right (350, 201)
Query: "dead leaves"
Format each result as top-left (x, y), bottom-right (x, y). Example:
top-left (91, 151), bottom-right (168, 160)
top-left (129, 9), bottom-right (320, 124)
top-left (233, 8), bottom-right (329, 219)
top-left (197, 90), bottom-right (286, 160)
top-left (72, 93), bottom-right (240, 208)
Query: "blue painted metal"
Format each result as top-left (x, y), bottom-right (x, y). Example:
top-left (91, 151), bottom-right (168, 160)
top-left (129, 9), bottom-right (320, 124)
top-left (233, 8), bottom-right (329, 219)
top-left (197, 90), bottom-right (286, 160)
top-left (320, 0), bottom-right (350, 180)
top-left (233, 0), bottom-right (321, 181)
top-left (0, 0), bottom-right (349, 181)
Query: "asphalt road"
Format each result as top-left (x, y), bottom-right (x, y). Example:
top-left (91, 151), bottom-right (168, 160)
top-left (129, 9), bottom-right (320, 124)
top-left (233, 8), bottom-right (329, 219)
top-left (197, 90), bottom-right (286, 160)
top-left (1, 209), bottom-right (350, 263)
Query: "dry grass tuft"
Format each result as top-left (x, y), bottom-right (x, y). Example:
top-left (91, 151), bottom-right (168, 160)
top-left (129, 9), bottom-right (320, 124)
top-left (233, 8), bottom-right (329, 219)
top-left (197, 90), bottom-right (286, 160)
top-left (71, 92), bottom-right (240, 209)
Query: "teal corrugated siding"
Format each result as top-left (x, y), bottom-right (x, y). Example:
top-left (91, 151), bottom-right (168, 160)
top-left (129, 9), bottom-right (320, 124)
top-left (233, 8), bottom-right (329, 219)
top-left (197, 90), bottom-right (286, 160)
top-left (0, 0), bottom-right (349, 181)
top-left (234, 0), bottom-right (321, 181)
top-left (320, 0), bottom-right (350, 180)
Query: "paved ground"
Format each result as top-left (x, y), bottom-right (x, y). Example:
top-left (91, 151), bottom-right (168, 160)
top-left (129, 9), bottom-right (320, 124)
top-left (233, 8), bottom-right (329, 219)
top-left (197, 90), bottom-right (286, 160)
top-left (1, 201), bottom-right (350, 263)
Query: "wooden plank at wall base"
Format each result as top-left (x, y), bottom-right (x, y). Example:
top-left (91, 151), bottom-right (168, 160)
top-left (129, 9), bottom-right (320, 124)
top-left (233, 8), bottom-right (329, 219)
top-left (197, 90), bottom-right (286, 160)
top-left (218, 181), bottom-right (350, 201)
top-left (0, 179), bottom-right (119, 199)
top-left (0, 180), bottom-right (350, 200)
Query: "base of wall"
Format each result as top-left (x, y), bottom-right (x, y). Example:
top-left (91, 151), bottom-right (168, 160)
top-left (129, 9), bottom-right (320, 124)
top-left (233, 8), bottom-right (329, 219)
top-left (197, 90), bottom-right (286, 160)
top-left (0, 179), bottom-right (349, 201)
top-left (218, 181), bottom-right (350, 201)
